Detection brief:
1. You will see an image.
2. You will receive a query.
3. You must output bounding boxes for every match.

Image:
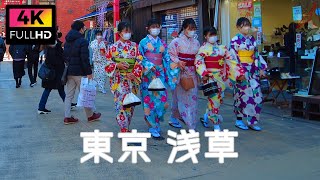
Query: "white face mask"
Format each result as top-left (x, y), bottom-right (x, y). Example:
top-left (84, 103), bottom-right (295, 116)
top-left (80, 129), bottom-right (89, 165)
top-left (150, 28), bottom-right (160, 36)
top-left (96, 35), bottom-right (102, 40)
top-left (122, 33), bottom-right (131, 40)
top-left (187, 30), bottom-right (196, 38)
top-left (208, 36), bottom-right (218, 44)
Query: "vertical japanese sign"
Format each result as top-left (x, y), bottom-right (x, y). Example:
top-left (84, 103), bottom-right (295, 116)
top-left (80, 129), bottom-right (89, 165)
top-left (293, 6), bottom-right (302, 21)
top-left (253, 2), bottom-right (262, 45)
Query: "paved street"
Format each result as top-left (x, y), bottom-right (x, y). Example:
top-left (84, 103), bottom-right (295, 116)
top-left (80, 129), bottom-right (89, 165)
top-left (0, 61), bottom-right (319, 180)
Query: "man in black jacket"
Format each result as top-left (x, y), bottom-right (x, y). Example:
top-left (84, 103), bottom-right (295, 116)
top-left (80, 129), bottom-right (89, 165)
top-left (63, 21), bottom-right (101, 125)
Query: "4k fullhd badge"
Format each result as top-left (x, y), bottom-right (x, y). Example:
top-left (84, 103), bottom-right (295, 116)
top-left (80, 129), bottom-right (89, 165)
top-left (6, 5), bottom-right (56, 44)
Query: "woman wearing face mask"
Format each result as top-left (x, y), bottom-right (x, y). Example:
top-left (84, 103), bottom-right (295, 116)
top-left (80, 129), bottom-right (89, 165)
top-left (229, 17), bottom-right (267, 131)
top-left (168, 18), bottom-right (200, 130)
top-left (195, 27), bottom-right (245, 131)
top-left (105, 22), bottom-right (143, 133)
top-left (90, 31), bottom-right (108, 94)
top-left (138, 19), bottom-right (175, 139)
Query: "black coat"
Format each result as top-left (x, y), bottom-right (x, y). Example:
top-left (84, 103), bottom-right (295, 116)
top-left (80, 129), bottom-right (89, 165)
top-left (42, 40), bottom-right (65, 89)
top-left (64, 29), bottom-right (92, 76)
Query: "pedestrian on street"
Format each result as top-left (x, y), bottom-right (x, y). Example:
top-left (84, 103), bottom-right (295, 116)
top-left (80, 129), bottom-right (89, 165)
top-left (63, 21), bottom-right (101, 125)
top-left (168, 18), bottom-right (201, 130)
top-left (195, 27), bottom-right (245, 131)
top-left (105, 21), bottom-right (143, 133)
top-left (27, 44), bottom-right (41, 87)
top-left (38, 26), bottom-right (77, 114)
top-left (229, 17), bottom-right (268, 131)
top-left (9, 44), bottom-right (28, 88)
top-left (0, 35), bottom-right (6, 62)
top-left (138, 18), bottom-right (174, 139)
top-left (90, 30), bottom-right (108, 94)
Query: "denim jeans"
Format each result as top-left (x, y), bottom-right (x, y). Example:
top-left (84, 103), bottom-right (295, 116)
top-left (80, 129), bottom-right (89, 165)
top-left (38, 87), bottom-right (65, 110)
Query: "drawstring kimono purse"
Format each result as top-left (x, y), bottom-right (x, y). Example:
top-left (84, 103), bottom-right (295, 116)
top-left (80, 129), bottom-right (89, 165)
top-left (148, 77), bottom-right (166, 91)
top-left (123, 80), bottom-right (142, 108)
top-left (180, 70), bottom-right (195, 91)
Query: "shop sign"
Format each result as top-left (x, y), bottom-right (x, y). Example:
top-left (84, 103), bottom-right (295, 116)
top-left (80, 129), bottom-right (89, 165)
top-left (253, 2), bottom-right (261, 17)
top-left (292, 6), bottom-right (302, 21)
top-left (296, 33), bottom-right (302, 49)
top-left (238, 1), bottom-right (252, 10)
top-left (161, 14), bottom-right (178, 28)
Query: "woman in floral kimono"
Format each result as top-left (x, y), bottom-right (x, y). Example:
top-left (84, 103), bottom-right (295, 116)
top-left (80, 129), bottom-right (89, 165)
top-left (230, 17), bottom-right (267, 131)
top-left (168, 18), bottom-right (201, 130)
top-left (90, 31), bottom-right (108, 93)
top-left (105, 22), bottom-right (143, 133)
top-left (139, 19), bottom-right (173, 139)
top-left (195, 27), bottom-right (245, 131)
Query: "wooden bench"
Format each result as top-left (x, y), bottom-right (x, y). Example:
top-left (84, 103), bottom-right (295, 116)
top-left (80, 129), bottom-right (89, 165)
top-left (291, 95), bottom-right (320, 120)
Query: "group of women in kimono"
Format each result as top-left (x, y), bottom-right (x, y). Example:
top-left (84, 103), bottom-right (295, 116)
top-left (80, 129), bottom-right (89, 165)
top-left (94, 16), bottom-right (267, 139)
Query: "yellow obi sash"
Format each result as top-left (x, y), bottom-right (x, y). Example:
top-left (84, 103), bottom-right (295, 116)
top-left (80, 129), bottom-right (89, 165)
top-left (114, 58), bottom-right (136, 73)
top-left (238, 50), bottom-right (254, 63)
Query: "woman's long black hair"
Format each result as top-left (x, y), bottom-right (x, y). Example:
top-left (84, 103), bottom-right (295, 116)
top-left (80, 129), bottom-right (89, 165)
top-left (178, 18), bottom-right (197, 34)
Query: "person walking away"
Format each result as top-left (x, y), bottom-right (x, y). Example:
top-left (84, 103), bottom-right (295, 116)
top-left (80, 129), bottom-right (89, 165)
top-left (229, 17), bottom-right (267, 131)
top-left (90, 30), bottom-right (108, 94)
top-left (27, 44), bottom-right (41, 87)
top-left (9, 45), bottom-right (28, 88)
top-left (38, 27), bottom-right (77, 114)
top-left (168, 18), bottom-right (201, 130)
top-left (63, 20), bottom-right (101, 125)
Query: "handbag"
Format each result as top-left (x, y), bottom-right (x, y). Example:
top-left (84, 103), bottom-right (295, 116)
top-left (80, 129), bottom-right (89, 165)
top-left (180, 70), bottom-right (195, 91)
top-left (61, 62), bottom-right (68, 85)
top-left (38, 62), bottom-right (55, 80)
top-left (201, 80), bottom-right (219, 96)
top-left (77, 77), bottom-right (97, 108)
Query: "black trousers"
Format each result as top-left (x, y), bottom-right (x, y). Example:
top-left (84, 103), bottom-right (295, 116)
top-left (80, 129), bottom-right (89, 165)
top-left (27, 60), bottom-right (38, 84)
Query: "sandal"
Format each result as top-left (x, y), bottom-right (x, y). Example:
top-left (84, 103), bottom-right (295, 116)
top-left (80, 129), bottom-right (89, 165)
top-left (235, 121), bottom-right (249, 130)
top-left (169, 117), bottom-right (182, 128)
top-left (248, 125), bottom-right (262, 131)
top-left (200, 113), bottom-right (209, 128)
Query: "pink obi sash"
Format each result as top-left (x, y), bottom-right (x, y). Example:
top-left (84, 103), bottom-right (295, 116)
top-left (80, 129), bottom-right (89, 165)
top-left (145, 52), bottom-right (163, 65)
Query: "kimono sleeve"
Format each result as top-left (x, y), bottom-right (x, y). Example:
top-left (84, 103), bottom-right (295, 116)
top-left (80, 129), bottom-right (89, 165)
top-left (224, 46), bottom-right (245, 86)
top-left (254, 44), bottom-right (268, 71)
top-left (168, 38), bottom-right (180, 63)
top-left (131, 44), bottom-right (143, 82)
top-left (195, 46), bottom-right (210, 78)
top-left (162, 40), bottom-right (179, 89)
top-left (138, 40), bottom-right (155, 75)
top-left (104, 46), bottom-right (117, 77)
top-left (166, 39), bottom-right (180, 90)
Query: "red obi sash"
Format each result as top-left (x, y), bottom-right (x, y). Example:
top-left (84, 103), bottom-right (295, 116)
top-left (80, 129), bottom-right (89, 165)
top-left (145, 52), bottom-right (163, 65)
top-left (204, 55), bottom-right (224, 69)
top-left (178, 53), bottom-right (196, 66)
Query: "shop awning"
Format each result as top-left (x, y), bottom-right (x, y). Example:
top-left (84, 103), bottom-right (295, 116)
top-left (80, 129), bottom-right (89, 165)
top-left (74, 7), bottom-right (113, 21)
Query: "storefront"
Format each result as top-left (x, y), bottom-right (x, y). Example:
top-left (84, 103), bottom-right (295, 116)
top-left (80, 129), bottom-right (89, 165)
top-left (132, 0), bottom-right (213, 44)
top-left (220, 0), bottom-right (320, 97)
